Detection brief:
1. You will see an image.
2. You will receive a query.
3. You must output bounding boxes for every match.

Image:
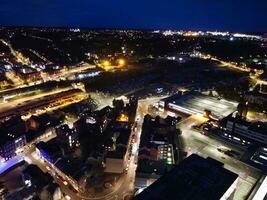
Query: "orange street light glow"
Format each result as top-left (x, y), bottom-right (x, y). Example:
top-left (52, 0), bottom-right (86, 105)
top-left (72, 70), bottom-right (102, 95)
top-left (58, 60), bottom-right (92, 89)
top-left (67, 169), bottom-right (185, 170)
top-left (103, 60), bottom-right (110, 67)
top-left (118, 59), bottom-right (125, 66)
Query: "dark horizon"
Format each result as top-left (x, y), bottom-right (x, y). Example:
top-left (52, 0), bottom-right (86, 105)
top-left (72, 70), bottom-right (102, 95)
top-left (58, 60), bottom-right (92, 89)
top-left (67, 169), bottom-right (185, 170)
top-left (0, 25), bottom-right (265, 35)
top-left (0, 0), bottom-right (267, 33)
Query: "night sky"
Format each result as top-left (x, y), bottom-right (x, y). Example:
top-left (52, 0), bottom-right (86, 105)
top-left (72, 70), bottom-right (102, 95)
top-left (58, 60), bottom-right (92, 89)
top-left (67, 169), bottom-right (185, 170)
top-left (0, 0), bottom-right (267, 32)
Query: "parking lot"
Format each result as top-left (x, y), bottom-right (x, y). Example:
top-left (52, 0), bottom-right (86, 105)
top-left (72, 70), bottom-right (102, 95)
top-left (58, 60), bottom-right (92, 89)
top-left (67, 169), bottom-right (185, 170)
top-left (177, 115), bottom-right (262, 200)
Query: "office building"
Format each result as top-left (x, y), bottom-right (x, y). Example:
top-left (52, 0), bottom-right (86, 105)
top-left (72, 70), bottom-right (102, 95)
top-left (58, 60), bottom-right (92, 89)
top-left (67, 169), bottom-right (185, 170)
top-left (226, 117), bottom-right (267, 145)
top-left (0, 118), bottom-right (27, 161)
top-left (55, 124), bottom-right (80, 148)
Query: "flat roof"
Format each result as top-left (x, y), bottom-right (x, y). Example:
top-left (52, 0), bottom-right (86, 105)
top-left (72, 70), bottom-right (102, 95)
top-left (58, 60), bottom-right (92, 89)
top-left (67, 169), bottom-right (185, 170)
top-left (54, 158), bottom-right (88, 182)
top-left (36, 139), bottom-right (62, 157)
top-left (0, 118), bottom-right (26, 146)
top-left (164, 92), bottom-right (238, 120)
top-left (134, 154), bottom-right (238, 200)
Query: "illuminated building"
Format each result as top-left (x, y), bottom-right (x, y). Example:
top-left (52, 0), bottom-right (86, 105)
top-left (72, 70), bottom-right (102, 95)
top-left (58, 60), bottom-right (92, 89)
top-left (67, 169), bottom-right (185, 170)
top-left (0, 89), bottom-right (82, 121)
top-left (159, 91), bottom-right (238, 121)
top-left (225, 117), bottom-right (267, 145)
top-left (55, 124), bottom-right (79, 148)
top-left (250, 147), bottom-right (267, 167)
top-left (0, 134), bottom-right (26, 161)
top-left (116, 113), bottom-right (129, 122)
top-left (15, 67), bottom-right (42, 83)
top-left (40, 65), bottom-right (62, 81)
top-left (74, 106), bottom-right (111, 134)
top-left (0, 118), bottom-right (27, 161)
top-left (244, 91), bottom-right (267, 106)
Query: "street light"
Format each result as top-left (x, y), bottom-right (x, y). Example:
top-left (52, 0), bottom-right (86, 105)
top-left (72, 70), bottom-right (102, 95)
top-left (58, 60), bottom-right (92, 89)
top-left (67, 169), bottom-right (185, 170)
top-left (102, 60), bottom-right (110, 67)
top-left (118, 59), bottom-right (125, 66)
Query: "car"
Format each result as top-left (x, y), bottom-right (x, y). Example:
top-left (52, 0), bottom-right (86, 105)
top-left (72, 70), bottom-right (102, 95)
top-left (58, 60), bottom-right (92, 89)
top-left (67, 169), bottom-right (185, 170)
top-left (225, 150), bottom-right (240, 158)
top-left (104, 182), bottom-right (113, 189)
top-left (58, 177), bottom-right (66, 185)
top-left (217, 146), bottom-right (230, 153)
top-left (65, 195), bottom-right (71, 200)
top-left (224, 151), bottom-right (234, 157)
top-left (131, 134), bottom-right (136, 143)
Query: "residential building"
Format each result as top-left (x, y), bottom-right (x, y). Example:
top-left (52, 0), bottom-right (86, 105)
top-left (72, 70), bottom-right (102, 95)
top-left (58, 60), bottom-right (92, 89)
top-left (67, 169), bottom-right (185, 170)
top-left (55, 124), bottom-right (79, 148)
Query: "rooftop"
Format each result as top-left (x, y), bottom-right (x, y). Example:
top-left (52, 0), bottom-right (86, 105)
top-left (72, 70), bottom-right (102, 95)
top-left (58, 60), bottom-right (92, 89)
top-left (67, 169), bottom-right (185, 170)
top-left (0, 117), bottom-right (26, 146)
top-left (36, 139), bottom-right (62, 158)
top-left (136, 158), bottom-right (170, 176)
top-left (106, 145), bottom-right (127, 159)
top-left (164, 92), bottom-right (238, 120)
top-left (116, 129), bottom-right (131, 146)
top-left (22, 164), bottom-right (53, 190)
top-left (134, 154), bottom-right (238, 200)
top-left (54, 158), bottom-right (88, 182)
